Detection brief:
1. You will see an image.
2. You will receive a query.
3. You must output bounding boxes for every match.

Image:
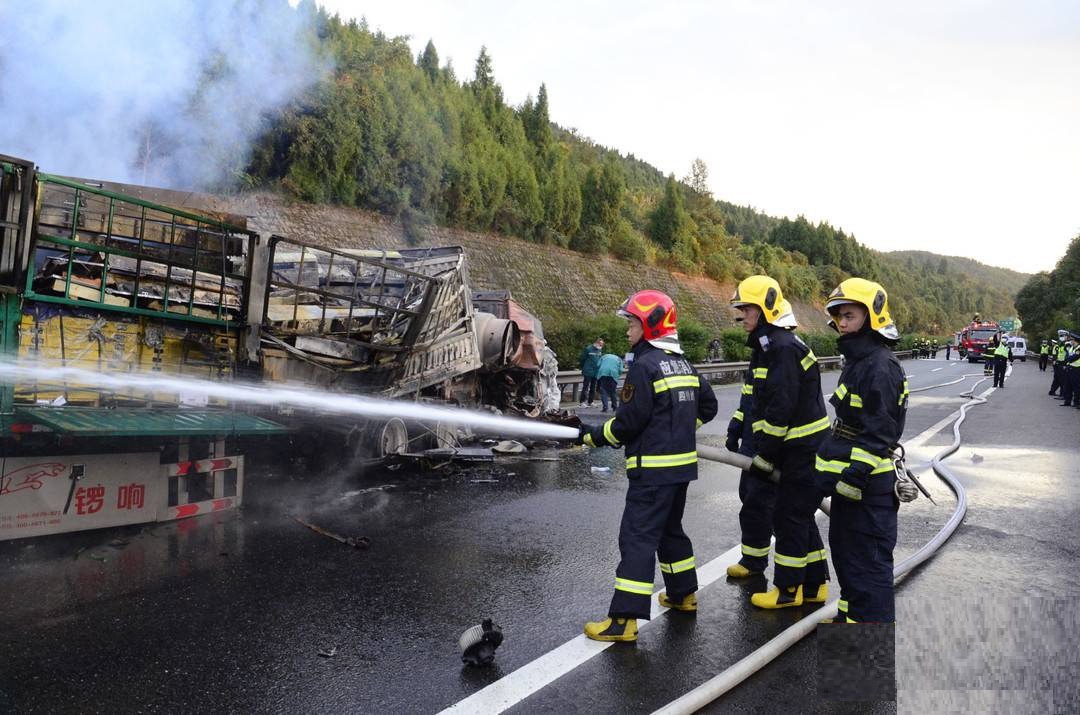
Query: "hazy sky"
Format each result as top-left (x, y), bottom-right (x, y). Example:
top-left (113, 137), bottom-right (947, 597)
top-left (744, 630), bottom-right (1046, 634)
top-left (319, 0), bottom-right (1079, 274)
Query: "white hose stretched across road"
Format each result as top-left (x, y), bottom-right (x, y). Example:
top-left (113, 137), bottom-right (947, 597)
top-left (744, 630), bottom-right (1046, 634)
top-left (653, 375), bottom-right (992, 714)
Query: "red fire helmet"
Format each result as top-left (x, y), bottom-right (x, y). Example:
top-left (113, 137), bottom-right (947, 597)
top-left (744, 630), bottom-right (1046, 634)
top-left (617, 290), bottom-right (677, 342)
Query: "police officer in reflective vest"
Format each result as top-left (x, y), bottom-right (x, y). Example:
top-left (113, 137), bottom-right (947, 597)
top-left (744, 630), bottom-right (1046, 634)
top-left (992, 335), bottom-right (1011, 388)
top-left (1050, 334), bottom-right (1068, 396)
top-left (577, 290), bottom-right (718, 641)
top-left (729, 276), bottom-right (832, 608)
top-left (816, 278), bottom-right (908, 623)
top-left (1039, 340), bottom-right (1050, 371)
top-left (1061, 335), bottom-right (1080, 408)
top-left (1070, 335), bottom-right (1080, 411)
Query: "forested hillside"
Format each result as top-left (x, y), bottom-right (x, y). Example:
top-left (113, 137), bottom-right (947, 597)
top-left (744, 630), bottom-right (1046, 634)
top-left (1016, 236), bottom-right (1080, 339)
top-left (243, 6), bottom-right (1023, 334)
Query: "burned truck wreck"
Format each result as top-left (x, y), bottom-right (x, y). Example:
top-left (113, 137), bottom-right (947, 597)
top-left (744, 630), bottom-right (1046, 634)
top-left (0, 153), bottom-right (563, 539)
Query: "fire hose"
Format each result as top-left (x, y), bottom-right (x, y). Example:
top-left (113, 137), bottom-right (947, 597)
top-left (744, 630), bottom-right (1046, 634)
top-left (652, 375), bottom-right (991, 714)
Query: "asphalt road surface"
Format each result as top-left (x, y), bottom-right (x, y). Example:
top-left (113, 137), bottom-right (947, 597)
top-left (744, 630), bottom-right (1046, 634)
top-left (0, 356), bottom-right (1076, 714)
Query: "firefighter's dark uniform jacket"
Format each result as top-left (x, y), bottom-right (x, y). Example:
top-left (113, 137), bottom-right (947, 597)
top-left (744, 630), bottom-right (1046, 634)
top-left (742, 325), bottom-right (830, 467)
top-left (584, 341), bottom-right (718, 485)
top-left (584, 340), bottom-right (718, 618)
top-left (815, 330), bottom-right (908, 623)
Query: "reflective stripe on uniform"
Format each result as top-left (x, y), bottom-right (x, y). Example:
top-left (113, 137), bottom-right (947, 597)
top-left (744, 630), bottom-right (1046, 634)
top-left (583, 433), bottom-right (596, 448)
top-left (849, 393), bottom-right (864, 408)
top-left (851, 447), bottom-right (894, 474)
top-left (850, 447), bottom-right (882, 467)
top-left (741, 384), bottom-right (754, 395)
top-left (836, 481), bottom-right (863, 500)
top-left (753, 367), bottom-right (768, 379)
top-left (816, 456), bottom-right (849, 473)
top-left (752, 419), bottom-right (789, 437)
top-left (614, 577), bottom-right (653, 595)
top-left (784, 416), bottom-right (830, 441)
top-left (898, 379), bottom-right (910, 406)
top-left (800, 351), bottom-right (817, 371)
top-left (696, 418), bottom-right (704, 429)
top-left (834, 383), bottom-right (849, 400)
top-left (741, 543), bottom-right (771, 557)
top-left (838, 599), bottom-right (849, 613)
top-left (653, 375), bottom-right (700, 393)
top-left (659, 556), bottom-right (696, 574)
top-left (732, 409), bottom-right (744, 422)
top-left (774, 552), bottom-right (807, 568)
top-left (626, 451), bottom-right (698, 469)
top-left (603, 417), bottom-right (619, 446)
top-left (806, 549), bottom-right (827, 564)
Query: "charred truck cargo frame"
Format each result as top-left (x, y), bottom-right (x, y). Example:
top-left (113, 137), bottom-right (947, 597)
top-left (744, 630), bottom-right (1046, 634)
top-left (0, 154), bottom-right (553, 540)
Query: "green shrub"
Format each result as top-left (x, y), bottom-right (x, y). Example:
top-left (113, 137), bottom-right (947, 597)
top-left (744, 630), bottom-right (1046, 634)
top-left (678, 318), bottom-right (709, 363)
top-left (720, 329), bottom-right (751, 361)
top-left (609, 221), bottom-right (649, 262)
top-left (799, 331), bottom-right (839, 357)
top-left (569, 224), bottom-right (609, 254)
top-left (544, 314), bottom-right (629, 368)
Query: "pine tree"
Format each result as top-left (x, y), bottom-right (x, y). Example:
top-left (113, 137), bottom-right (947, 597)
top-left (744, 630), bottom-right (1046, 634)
top-left (419, 40), bottom-right (439, 82)
top-left (647, 175), bottom-right (691, 250)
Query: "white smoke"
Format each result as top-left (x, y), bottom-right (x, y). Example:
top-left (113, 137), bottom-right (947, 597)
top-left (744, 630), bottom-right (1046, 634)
top-left (0, 0), bottom-right (329, 189)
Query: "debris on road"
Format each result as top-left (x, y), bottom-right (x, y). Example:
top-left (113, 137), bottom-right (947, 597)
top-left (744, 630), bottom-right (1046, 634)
top-left (291, 516), bottom-right (370, 550)
top-left (492, 440), bottom-right (526, 454)
top-left (459, 618), bottom-right (504, 667)
top-left (317, 647), bottom-right (337, 658)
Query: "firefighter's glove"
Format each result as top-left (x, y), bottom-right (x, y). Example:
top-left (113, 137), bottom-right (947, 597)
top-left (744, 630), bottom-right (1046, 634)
top-left (575, 425), bottom-right (592, 447)
top-left (895, 479), bottom-right (919, 503)
top-left (749, 455), bottom-right (774, 479)
top-left (725, 434), bottom-right (740, 452)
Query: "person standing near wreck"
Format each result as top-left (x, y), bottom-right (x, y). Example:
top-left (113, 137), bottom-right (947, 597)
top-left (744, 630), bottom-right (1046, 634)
top-left (596, 350), bottom-right (623, 413)
top-left (575, 290), bottom-right (718, 642)
top-left (578, 337), bottom-right (604, 407)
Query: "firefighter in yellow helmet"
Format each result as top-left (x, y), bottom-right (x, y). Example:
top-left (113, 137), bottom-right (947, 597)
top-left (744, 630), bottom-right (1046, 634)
top-left (728, 275), bottom-right (831, 608)
top-left (816, 278), bottom-right (908, 623)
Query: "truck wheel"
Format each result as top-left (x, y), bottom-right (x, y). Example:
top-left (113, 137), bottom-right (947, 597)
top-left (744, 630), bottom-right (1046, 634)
top-left (377, 418), bottom-right (409, 458)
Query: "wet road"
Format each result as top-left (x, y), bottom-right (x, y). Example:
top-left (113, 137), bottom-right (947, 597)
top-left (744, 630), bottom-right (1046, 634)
top-left (0, 357), bottom-right (1076, 713)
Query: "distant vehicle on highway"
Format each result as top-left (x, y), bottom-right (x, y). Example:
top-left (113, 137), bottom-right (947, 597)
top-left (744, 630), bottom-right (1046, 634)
top-left (959, 320), bottom-right (1000, 362)
top-left (1006, 336), bottom-right (1027, 362)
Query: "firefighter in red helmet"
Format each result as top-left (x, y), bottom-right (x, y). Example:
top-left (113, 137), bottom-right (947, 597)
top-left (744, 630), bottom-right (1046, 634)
top-left (576, 289), bottom-right (718, 641)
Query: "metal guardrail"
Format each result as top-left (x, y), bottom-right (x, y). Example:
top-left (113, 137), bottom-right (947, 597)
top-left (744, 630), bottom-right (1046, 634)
top-left (558, 350), bottom-right (914, 403)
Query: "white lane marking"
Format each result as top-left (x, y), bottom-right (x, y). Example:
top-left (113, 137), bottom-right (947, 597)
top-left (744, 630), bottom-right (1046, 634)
top-left (932, 367), bottom-right (943, 372)
top-left (439, 544), bottom-right (744, 714)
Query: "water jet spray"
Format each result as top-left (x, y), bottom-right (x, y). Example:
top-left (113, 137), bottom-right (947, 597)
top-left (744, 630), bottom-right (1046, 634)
top-left (0, 360), bottom-right (578, 442)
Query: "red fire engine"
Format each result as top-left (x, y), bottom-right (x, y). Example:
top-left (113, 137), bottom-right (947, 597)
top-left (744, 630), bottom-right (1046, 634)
top-left (958, 320), bottom-right (1000, 362)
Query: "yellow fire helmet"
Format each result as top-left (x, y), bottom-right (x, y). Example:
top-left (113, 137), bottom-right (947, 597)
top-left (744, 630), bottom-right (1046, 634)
top-left (730, 275), bottom-right (797, 328)
top-left (825, 277), bottom-right (900, 340)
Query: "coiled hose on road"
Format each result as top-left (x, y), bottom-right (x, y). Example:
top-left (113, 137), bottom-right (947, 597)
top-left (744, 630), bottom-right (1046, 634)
top-left (652, 372), bottom-right (995, 714)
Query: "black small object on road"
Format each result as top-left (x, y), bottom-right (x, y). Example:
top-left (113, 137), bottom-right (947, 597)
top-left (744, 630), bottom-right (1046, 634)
top-left (459, 619), bottom-right (504, 667)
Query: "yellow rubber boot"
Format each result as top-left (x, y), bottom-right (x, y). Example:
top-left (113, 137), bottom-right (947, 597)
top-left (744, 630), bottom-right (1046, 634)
top-left (726, 563), bottom-right (762, 578)
top-left (804, 583), bottom-right (828, 603)
top-left (750, 585), bottom-right (803, 609)
top-left (584, 617), bottom-right (638, 642)
top-left (659, 592), bottom-right (697, 612)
